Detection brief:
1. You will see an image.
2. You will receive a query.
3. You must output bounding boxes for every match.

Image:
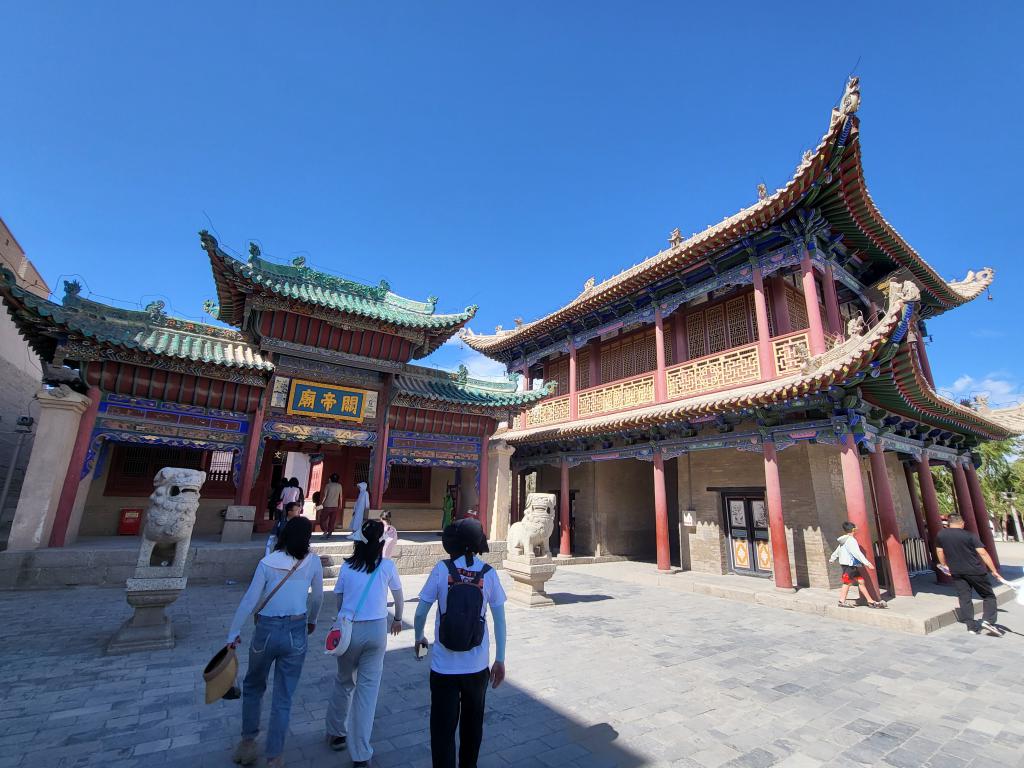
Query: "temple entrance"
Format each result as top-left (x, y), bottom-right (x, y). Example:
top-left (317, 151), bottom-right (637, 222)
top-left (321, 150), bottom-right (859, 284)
top-left (722, 493), bottom-right (772, 577)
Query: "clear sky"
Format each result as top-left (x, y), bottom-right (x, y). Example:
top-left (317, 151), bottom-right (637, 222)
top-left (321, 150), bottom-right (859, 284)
top-left (2, 2), bottom-right (1022, 405)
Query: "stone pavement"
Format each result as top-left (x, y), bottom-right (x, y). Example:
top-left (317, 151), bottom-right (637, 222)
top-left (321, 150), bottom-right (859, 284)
top-left (1, 564), bottom-right (1023, 768)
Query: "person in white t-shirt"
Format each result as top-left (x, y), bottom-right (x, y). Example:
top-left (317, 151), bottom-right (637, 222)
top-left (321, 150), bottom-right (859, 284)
top-left (324, 519), bottom-right (404, 768)
top-left (414, 519), bottom-right (506, 768)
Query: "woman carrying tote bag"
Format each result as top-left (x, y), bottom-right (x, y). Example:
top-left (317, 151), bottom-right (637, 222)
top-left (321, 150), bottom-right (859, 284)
top-left (226, 516), bottom-right (324, 767)
top-left (325, 518), bottom-right (404, 767)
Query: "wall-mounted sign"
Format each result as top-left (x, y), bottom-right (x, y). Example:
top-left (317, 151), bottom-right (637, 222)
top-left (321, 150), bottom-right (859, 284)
top-left (286, 379), bottom-right (375, 423)
top-left (271, 376), bottom-right (292, 408)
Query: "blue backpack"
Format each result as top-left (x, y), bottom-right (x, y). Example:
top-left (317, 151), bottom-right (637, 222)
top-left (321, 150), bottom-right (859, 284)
top-left (438, 560), bottom-right (491, 652)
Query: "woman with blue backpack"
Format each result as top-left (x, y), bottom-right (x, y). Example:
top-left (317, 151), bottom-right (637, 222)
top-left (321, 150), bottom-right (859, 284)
top-left (414, 519), bottom-right (507, 768)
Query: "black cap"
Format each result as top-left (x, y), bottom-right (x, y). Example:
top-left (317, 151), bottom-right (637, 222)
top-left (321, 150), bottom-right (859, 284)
top-left (441, 518), bottom-right (489, 558)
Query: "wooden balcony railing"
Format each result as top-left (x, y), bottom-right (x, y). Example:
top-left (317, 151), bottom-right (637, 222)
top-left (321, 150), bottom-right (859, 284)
top-left (665, 343), bottom-right (760, 399)
top-left (524, 394), bottom-right (571, 427)
top-left (577, 373), bottom-right (656, 419)
top-left (772, 331), bottom-right (811, 376)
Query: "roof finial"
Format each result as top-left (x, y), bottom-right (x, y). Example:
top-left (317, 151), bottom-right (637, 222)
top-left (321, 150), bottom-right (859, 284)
top-left (63, 279), bottom-right (82, 299)
top-left (583, 277), bottom-right (596, 292)
top-left (514, 317), bottom-right (524, 328)
top-left (202, 299), bottom-right (220, 320)
top-left (668, 228), bottom-right (683, 247)
top-left (840, 76), bottom-right (861, 116)
top-left (757, 183), bottom-right (768, 200)
top-left (249, 242), bottom-right (261, 260)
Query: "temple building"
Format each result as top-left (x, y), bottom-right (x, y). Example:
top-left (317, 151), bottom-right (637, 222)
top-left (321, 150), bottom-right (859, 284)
top-left (0, 236), bottom-right (545, 550)
top-left (462, 78), bottom-right (1024, 593)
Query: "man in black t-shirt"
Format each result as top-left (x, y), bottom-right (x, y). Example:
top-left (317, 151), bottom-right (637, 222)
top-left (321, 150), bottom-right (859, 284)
top-left (936, 514), bottom-right (1007, 637)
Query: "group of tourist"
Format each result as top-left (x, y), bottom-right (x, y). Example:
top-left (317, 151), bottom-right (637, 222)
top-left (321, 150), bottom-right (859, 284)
top-left (225, 515), bottom-right (506, 768)
top-left (267, 474), bottom-right (374, 543)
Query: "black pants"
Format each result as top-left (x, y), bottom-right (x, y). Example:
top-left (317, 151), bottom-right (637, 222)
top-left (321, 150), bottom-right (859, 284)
top-left (953, 573), bottom-right (996, 630)
top-left (430, 668), bottom-right (489, 768)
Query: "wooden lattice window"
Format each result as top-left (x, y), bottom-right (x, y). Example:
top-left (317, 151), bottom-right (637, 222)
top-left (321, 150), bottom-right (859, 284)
top-left (705, 305), bottom-right (727, 354)
top-left (576, 347), bottom-right (591, 390)
top-left (104, 444), bottom-right (235, 499)
top-left (786, 284), bottom-right (809, 330)
top-left (384, 465), bottom-right (431, 503)
top-left (726, 297), bottom-right (752, 347)
top-left (686, 312), bottom-right (707, 359)
top-left (546, 357), bottom-right (570, 395)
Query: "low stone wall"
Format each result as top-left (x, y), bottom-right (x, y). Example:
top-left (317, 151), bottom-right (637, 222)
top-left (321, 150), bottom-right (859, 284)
top-left (0, 539), bottom-right (509, 589)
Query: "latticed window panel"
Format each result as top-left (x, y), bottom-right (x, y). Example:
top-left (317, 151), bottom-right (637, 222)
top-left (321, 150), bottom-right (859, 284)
top-left (786, 285), bottom-right (809, 330)
top-left (597, 330), bottom-right (658, 384)
top-left (576, 348), bottom-right (591, 390)
top-left (546, 357), bottom-right (570, 396)
top-left (750, 292), bottom-right (775, 339)
top-left (773, 332), bottom-right (811, 375)
top-left (727, 297), bottom-right (752, 347)
top-left (526, 395), bottom-right (571, 426)
top-left (686, 312), bottom-right (707, 359)
top-left (705, 305), bottom-right (727, 354)
top-left (577, 375), bottom-right (655, 418)
top-left (666, 345), bottom-right (761, 399)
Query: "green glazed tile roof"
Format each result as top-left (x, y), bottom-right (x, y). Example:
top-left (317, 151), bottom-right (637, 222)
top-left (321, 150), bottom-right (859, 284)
top-left (397, 365), bottom-right (553, 410)
top-left (203, 232), bottom-right (477, 334)
top-left (0, 268), bottom-right (272, 371)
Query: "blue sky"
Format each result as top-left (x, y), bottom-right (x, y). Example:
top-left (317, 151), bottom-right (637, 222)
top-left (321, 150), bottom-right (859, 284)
top-left (2, 2), bottom-right (1022, 404)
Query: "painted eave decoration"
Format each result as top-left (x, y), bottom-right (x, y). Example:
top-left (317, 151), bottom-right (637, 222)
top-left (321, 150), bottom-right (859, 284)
top-left (201, 233), bottom-right (477, 351)
top-left (463, 77), bottom-right (993, 360)
top-left (0, 267), bottom-right (273, 373)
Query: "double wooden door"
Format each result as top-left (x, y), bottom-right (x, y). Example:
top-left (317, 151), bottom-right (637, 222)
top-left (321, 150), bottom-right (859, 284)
top-left (724, 494), bottom-right (772, 576)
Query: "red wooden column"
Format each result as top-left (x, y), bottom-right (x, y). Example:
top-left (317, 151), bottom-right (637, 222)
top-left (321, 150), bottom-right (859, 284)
top-left (916, 455), bottom-right (951, 583)
top-left (822, 263), bottom-right (844, 339)
top-left (654, 308), bottom-right (668, 402)
top-left (673, 309), bottom-right (688, 362)
top-left (568, 344), bottom-right (579, 420)
top-left (838, 434), bottom-right (879, 594)
top-left (800, 251), bottom-right (827, 356)
top-left (652, 449), bottom-right (671, 571)
top-left (49, 386), bottom-right (102, 547)
top-left (869, 449), bottom-right (913, 596)
top-left (237, 390), bottom-right (268, 506)
top-left (965, 461), bottom-right (1000, 568)
top-left (769, 277), bottom-right (792, 335)
top-left (371, 417), bottom-right (391, 509)
top-left (751, 263), bottom-right (776, 380)
top-left (559, 458), bottom-right (571, 557)
top-left (903, 461), bottom-right (929, 542)
top-left (762, 440), bottom-right (794, 590)
top-left (478, 435), bottom-right (490, 537)
top-left (950, 462), bottom-right (978, 534)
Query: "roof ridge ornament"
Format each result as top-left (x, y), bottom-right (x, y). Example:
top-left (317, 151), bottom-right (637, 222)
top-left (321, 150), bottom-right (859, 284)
top-left (202, 299), bottom-right (220, 320)
top-left (840, 76), bottom-right (861, 117)
top-left (668, 228), bottom-right (683, 247)
top-left (250, 242), bottom-right (262, 261)
top-left (144, 300), bottom-right (167, 323)
top-left (757, 183), bottom-right (768, 201)
top-left (63, 279), bottom-right (82, 300)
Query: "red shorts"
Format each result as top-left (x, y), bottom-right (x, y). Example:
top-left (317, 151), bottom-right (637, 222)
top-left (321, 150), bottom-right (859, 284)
top-left (841, 565), bottom-right (864, 584)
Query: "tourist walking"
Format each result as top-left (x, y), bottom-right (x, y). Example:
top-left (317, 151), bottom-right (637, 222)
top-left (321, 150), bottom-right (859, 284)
top-left (266, 501), bottom-right (303, 557)
top-left (347, 481), bottom-right (370, 540)
top-left (937, 513), bottom-right (1009, 636)
top-left (380, 509), bottom-right (399, 559)
top-left (829, 522), bottom-right (887, 609)
top-left (414, 519), bottom-right (507, 768)
top-left (325, 518), bottom-right (404, 767)
top-left (227, 516), bottom-right (323, 768)
top-left (278, 477), bottom-right (303, 517)
top-left (319, 473), bottom-right (344, 538)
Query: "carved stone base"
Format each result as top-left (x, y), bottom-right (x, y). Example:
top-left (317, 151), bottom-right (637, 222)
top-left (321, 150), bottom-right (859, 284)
top-left (503, 554), bottom-right (557, 608)
top-left (106, 584), bottom-right (185, 654)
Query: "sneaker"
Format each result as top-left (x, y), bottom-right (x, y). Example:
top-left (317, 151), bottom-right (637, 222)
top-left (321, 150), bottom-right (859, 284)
top-left (232, 738), bottom-right (258, 766)
top-left (980, 620), bottom-right (1005, 637)
top-left (328, 735), bottom-right (347, 751)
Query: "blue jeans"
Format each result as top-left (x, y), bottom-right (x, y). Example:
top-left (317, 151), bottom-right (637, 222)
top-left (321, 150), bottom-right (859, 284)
top-left (241, 616), bottom-right (308, 758)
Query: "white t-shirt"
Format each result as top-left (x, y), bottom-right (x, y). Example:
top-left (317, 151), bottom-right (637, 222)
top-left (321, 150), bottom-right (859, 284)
top-left (418, 556), bottom-right (506, 675)
top-left (334, 559), bottom-right (402, 621)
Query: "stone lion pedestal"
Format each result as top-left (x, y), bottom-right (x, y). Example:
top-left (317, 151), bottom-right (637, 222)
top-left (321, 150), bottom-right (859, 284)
top-left (107, 467), bottom-right (206, 654)
top-left (503, 553), bottom-right (557, 608)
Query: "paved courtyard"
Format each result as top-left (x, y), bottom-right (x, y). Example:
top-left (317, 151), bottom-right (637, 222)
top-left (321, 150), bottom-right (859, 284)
top-left (1, 563), bottom-right (1023, 768)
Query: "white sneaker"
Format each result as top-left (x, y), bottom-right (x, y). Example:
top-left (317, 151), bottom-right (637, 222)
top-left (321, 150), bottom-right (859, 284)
top-left (980, 620), bottom-right (1005, 637)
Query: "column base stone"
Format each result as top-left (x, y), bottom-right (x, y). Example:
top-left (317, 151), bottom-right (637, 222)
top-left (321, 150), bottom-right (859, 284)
top-left (107, 580), bottom-right (186, 654)
top-left (503, 554), bottom-right (557, 608)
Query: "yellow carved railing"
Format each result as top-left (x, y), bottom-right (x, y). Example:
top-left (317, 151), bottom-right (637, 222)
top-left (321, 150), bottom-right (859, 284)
top-left (666, 343), bottom-right (760, 399)
top-left (577, 374), bottom-right (656, 418)
top-left (525, 394), bottom-right (571, 426)
top-left (772, 331), bottom-right (811, 375)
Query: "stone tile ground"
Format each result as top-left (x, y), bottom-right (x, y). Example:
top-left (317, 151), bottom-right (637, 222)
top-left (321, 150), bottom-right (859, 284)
top-left (1, 566), bottom-right (1023, 768)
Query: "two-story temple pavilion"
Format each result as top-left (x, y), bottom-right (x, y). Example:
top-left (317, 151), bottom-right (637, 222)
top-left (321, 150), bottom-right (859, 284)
top-left (0, 236), bottom-right (547, 551)
top-left (464, 78), bottom-right (1024, 594)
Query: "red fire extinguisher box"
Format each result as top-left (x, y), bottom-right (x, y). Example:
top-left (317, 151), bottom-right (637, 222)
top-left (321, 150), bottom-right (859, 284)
top-left (118, 508), bottom-right (143, 536)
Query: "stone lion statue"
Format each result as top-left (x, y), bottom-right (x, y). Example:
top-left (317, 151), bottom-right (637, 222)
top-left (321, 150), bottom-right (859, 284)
top-left (136, 467), bottom-right (207, 571)
top-left (507, 493), bottom-right (556, 558)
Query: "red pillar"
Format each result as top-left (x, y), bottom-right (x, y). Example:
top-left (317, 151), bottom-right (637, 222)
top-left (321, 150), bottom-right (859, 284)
top-left (568, 344), bottom-right (579, 420)
top-left (49, 386), bottom-right (102, 547)
top-left (673, 309), bottom-right (688, 362)
top-left (478, 436), bottom-right (489, 537)
top-left (916, 456), bottom-right (951, 583)
top-left (237, 390), bottom-right (268, 506)
top-left (950, 463), bottom-right (978, 534)
top-left (965, 462), bottom-right (1000, 568)
top-left (801, 251), bottom-right (827, 356)
top-left (751, 264), bottom-right (776, 380)
top-left (371, 418), bottom-right (391, 509)
top-left (654, 308), bottom-right (668, 402)
top-left (838, 434), bottom-right (879, 594)
top-left (652, 449), bottom-right (671, 571)
top-left (869, 450), bottom-right (913, 596)
top-left (822, 263), bottom-right (843, 339)
top-left (903, 461), bottom-right (929, 542)
top-left (559, 459), bottom-right (571, 557)
top-left (762, 441), bottom-right (794, 590)
top-left (769, 276), bottom-right (792, 335)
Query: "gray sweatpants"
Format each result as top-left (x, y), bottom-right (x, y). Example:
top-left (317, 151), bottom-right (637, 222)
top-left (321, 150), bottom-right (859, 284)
top-left (325, 618), bottom-right (387, 762)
